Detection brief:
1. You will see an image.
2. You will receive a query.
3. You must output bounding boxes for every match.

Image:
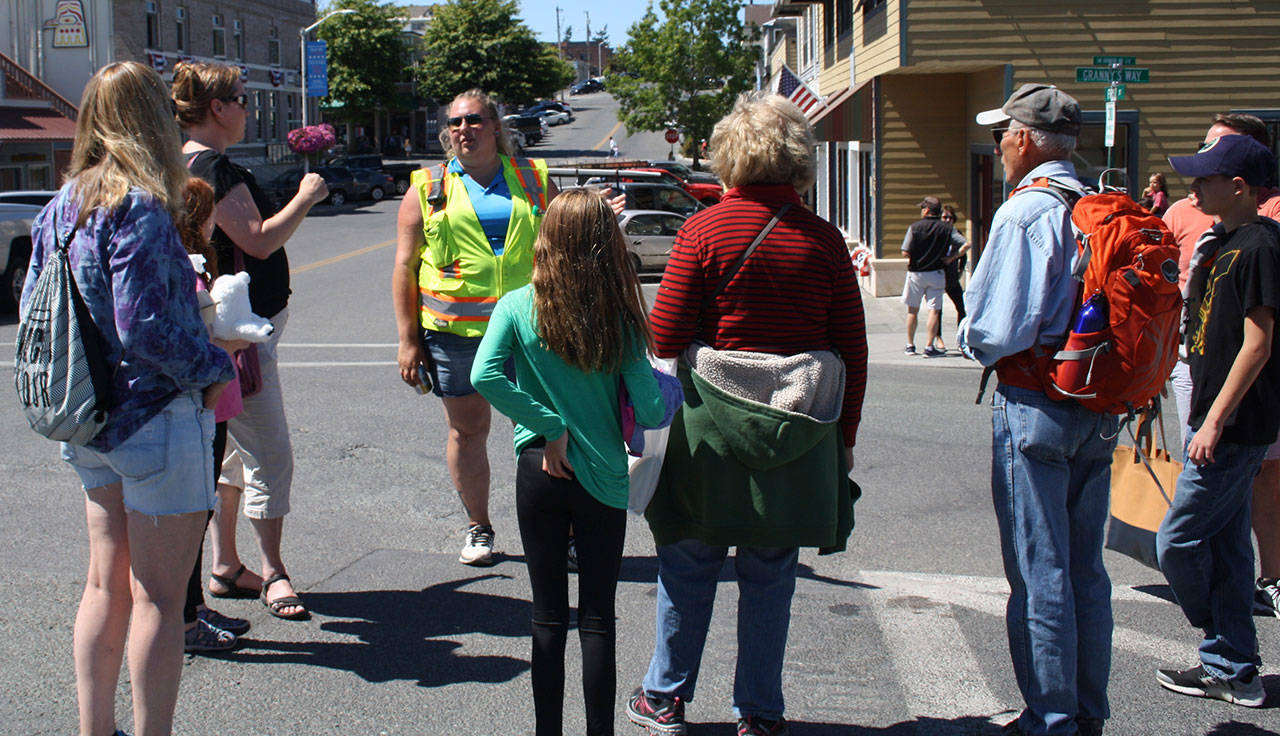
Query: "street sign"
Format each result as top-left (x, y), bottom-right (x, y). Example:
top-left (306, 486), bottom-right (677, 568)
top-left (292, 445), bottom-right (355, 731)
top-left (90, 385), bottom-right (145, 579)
top-left (1105, 84), bottom-right (1126, 101)
top-left (1093, 56), bottom-right (1136, 66)
top-left (305, 40), bottom-right (329, 98)
top-left (1105, 98), bottom-right (1116, 148)
top-left (1076, 67), bottom-right (1149, 84)
top-left (664, 128), bottom-right (679, 144)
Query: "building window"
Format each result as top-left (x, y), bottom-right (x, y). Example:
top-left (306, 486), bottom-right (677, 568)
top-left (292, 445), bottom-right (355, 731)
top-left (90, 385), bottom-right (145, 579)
top-left (233, 19), bottom-right (244, 60)
top-left (269, 92), bottom-right (279, 140)
top-left (255, 91), bottom-right (265, 140)
top-left (799, 7), bottom-right (815, 71)
top-left (175, 7), bottom-right (187, 52)
top-left (146, 2), bottom-right (159, 49)
top-left (212, 14), bottom-right (226, 58)
top-left (268, 26), bottom-right (280, 65)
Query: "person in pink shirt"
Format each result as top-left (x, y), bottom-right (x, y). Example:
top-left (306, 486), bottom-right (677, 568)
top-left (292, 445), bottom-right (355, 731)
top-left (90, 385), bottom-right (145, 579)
top-left (1165, 112), bottom-right (1280, 619)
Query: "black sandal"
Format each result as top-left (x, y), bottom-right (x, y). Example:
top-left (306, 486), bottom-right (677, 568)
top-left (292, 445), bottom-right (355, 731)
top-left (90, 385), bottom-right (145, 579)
top-left (208, 563), bottom-right (259, 599)
top-left (261, 573), bottom-right (309, 620)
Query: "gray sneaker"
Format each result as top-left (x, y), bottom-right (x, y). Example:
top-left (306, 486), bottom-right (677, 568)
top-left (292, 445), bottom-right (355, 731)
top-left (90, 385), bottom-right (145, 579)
top-left (1254, 577), bottom-right (1280, 618)
top-left (1156, 664), bottom-right (1265, 707)
top-left (459, 523), bottom-right (495, 566)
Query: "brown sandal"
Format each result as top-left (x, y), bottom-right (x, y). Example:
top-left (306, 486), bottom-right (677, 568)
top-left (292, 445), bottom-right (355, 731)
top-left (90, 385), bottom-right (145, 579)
top-left (261, 573), bottom-right (309, 620)
top-left (208, 563), bottom-right (259, 599)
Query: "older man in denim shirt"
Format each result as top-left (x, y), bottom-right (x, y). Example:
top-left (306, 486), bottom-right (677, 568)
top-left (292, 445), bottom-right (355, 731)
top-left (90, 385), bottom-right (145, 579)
top-left (960, 84), bottom-right (1119, 736)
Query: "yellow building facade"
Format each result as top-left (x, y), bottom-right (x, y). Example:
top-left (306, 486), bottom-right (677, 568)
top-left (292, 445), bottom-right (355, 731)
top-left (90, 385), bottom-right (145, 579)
top-left (762, 0), bottom-right (1280, 295)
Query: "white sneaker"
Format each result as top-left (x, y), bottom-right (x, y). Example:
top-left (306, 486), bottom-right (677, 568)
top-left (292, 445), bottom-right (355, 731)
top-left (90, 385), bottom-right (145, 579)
top-left (1254, 577), bottom-right (1280, 618)
top-left (459, 524), bottom-right (495, 566)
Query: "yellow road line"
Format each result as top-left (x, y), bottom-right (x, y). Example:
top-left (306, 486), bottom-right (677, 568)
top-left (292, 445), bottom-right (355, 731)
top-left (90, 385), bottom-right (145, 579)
top-left (594, 120), bottom-right (624, 151)
top-left (290, 239), bottom-right (395, 275)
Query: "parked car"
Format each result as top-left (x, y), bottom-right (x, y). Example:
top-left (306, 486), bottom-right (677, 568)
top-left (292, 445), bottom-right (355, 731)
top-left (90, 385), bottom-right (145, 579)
top-left (345, 167), bottom-right (395, 201)
top-left (576, 182), bottom-right (705, 217)
top-left (569, 78), bottom-right (604, 95)
top-left (263, 166), bottom-right (357, 207)
top-left (0, 202), bottom-right (40, 311)
top-left (534, 108), bottom-right (573, 126)
top-left (618, 209), bottom-right (686, 273)
top-left (523, 100), bottom-right (573, 117)
top-left (503, 114), bottom-right (546, 144)
top-left (589, 169), bottom-right (722, 205)
top-left (646, 160), bottom-right (720, 186)
top-left (0, 190), bottom-right (57, 207)
top-left (328, 154), bottom-right (418, 196)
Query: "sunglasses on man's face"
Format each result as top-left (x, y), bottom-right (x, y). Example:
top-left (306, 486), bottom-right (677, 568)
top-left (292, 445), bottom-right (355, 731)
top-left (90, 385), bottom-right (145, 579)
top-left (991, 127), bottom-right (1010, 146)
top-left (447, 113), bottom-right (491, 129)
top-left (221, 93), bottom-right (248, 108)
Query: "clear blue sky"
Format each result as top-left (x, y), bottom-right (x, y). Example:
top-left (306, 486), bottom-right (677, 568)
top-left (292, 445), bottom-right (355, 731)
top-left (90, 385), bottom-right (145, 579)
top-left (388, 1), bottom-right (648, 45)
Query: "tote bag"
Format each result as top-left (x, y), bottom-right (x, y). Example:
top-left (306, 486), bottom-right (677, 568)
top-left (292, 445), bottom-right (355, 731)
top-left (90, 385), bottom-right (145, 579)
top-left (1105, 408), bottom-right (1180, 569)
top-left (14, 224), bottom-right (113, 445)
top-left (627, 356), bottom-right (678, 515)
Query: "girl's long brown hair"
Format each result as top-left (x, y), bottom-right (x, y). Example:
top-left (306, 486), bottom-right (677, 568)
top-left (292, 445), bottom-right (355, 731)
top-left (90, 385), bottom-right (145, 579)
top-left (177, 177), bottom-right (219, 280)
top-left (532, 189), bottom-right (653, 373)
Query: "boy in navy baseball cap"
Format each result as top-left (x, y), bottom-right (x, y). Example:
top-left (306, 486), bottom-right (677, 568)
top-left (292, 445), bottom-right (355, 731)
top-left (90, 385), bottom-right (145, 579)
top-left (1156, 132), bottom-right (1280, 709)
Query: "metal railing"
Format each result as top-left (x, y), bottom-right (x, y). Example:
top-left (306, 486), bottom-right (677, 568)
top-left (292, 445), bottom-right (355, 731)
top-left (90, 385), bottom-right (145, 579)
top-left (0, 51), bottom-right (79, 121)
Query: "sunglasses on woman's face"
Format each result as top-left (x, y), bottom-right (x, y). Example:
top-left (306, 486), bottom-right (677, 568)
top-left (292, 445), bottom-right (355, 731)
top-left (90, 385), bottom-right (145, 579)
top-left (447, 113), bottom-right (491, 129)
top-left (221, 93), bottom-right (248, 108)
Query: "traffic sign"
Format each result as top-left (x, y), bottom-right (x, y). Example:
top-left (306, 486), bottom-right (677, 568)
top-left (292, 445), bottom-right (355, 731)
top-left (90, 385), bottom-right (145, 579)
top-left (1093, 56), bottom-right (1136, 66)
top-left (664, 128), bottom-right (679, 144)
top-left (305, 40), bottom-right (329, 98)
top-left (1105, 84), bottom-right (1126, 101)
top-left (1076, 67), bottom-right (1149, 83)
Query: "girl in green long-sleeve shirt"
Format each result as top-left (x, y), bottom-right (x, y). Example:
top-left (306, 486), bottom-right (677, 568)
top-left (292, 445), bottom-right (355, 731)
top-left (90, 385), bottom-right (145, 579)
top-left (472, 189), bottom-right (664, 736)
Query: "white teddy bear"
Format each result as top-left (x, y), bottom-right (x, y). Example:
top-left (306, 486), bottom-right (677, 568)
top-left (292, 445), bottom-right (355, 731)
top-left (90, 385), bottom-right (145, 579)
top-left (208, 271), bottom-right (275, 343)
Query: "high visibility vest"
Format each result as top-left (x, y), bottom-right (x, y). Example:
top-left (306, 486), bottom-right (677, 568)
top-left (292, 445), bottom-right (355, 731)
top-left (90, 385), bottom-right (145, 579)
top-left (412, 155), bottom-right (549, 337)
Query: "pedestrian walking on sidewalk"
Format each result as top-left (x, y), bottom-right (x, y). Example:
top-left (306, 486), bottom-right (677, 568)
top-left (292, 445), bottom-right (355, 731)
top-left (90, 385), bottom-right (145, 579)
top-left (961, 83), bottom-right (1116, 736)
top-left (626, 92), bottom-right (867, 736)
top-left (901, 195), bottom-right (963, 356)
top-left (472, 189), bottom-right (668, 736)
top-left (1156, 134), bottom-right (1280, 709)
top-left (23, 61), bottom-right (236, 736)
top-left (939, 204), bottom-right (970, 338)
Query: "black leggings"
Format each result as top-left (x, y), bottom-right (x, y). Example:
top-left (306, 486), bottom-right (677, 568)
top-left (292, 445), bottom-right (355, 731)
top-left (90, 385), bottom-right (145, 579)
top-left (184, 421), bottom-right (228, 625)
top-left (516, 442), bottom-right (627, 736)
top-left (944, 268), bottom-right (966, 323)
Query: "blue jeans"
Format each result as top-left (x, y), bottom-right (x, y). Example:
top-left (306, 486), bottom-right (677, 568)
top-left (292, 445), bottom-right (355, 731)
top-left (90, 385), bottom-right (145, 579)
top-left (1156, 431), bottom-right (1266, 681)
top-left (992, 385), bottom-right (1118, 736)
top-left (642, 539), bottom-right (799, 720)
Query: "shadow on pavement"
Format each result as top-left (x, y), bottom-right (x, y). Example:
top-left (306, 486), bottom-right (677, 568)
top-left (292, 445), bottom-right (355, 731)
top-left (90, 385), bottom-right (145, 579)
top-left (688, 715), bottom-right (1010, 735)
top-left (614, 555), bottom-right (880, 592)
top-left (218, 574), bottom-right (531, 687)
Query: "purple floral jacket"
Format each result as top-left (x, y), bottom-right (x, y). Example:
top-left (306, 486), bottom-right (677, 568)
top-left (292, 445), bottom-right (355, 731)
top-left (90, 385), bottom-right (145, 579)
top-left (21, 185), bottom-right (235, 452)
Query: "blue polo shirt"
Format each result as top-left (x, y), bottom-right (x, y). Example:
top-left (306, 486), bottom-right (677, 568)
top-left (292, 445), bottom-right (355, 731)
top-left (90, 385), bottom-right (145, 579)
top-left (449, 158), bottom-right (513, 255)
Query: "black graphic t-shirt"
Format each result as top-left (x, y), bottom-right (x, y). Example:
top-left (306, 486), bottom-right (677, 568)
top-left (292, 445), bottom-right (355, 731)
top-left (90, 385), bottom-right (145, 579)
top-left (1187, 219), bottom-right (1280, 445)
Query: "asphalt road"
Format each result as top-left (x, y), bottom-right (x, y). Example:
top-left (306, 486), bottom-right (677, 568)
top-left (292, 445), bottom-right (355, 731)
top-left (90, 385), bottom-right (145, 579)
top-left (1, 95), bottom-right (1278, 735)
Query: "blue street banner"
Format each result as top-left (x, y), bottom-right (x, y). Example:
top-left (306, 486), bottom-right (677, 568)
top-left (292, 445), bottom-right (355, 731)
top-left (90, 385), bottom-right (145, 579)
top-left (305, 40), bottom-right (329, 98)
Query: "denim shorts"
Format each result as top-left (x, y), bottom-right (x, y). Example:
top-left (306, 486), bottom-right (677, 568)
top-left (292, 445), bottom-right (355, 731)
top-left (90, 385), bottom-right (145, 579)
top-left (61, 391), bottom-right (217, 516)
top-left (421, 329), bottom-right (513, 398)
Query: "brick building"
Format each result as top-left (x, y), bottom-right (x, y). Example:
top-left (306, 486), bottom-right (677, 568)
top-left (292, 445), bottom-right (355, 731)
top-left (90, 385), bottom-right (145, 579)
top-left (1, 0), bottom-right (316, 169)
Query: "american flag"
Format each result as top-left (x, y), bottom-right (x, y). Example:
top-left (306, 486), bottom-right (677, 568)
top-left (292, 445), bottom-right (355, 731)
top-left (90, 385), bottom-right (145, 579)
top-left (778, 65), bottom-right (821, 116)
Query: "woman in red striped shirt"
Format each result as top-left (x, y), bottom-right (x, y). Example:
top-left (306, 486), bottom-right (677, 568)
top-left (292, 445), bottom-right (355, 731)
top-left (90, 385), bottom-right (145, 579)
top-left (626, 93), bottom-right (868, 736)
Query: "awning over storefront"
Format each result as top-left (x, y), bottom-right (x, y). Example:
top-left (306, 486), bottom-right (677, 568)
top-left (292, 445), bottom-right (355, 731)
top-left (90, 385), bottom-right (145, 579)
top-left (810, 78), bottom-right (870, 127)
top-left (811, 78), bottom-right (872, 142)
top-left (0, 107), bottom-right (76, 142)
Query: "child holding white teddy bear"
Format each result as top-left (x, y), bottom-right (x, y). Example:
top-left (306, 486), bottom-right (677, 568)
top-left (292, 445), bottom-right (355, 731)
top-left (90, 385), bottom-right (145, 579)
top-left (175, 177), bottom-right (274, 652)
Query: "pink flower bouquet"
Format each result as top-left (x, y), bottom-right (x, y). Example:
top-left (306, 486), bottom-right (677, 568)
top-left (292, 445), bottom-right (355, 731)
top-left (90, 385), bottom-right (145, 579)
top-left (287, 123), bottom-right (337, 154)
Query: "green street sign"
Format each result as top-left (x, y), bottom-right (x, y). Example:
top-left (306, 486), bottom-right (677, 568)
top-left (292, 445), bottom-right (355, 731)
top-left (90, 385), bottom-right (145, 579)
top-left (1094, 55), bottom-right (1136, 66)
top-left (1106, 84), bottom-right (1126, 101)
top-left (1076, 66), bottom-right (1149, 83)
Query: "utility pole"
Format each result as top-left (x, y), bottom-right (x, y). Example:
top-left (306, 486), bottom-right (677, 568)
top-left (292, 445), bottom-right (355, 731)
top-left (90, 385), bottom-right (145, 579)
top-left (584, 12), bottom-right (591, 74)
top-left (555, 6), bottom-right (564, 101)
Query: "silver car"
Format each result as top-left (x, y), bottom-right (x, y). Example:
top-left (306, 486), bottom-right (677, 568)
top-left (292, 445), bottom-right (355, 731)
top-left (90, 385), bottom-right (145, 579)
top-left (618, 209), bottom-right (687, 273)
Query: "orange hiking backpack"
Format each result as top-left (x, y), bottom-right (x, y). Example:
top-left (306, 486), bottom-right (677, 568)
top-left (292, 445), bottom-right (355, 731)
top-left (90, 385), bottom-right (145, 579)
top-left (991, 173), bottom-right (1183, 416)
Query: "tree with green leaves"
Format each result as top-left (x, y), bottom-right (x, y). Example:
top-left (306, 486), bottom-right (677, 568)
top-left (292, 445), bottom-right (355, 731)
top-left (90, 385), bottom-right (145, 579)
top-left (610, 0), bottom-right (759, 167)
top-left (315, 0), bottom-right (409, 122)
top-left (591, 25), bottom-right (608, 45)
top-left (562, 25), bottom-right (573, 44)
top-left (416, 0), bottom-right (575, 106)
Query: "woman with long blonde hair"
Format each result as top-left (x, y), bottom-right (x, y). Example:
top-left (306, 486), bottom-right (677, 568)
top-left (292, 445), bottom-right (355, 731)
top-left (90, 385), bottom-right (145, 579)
top-left (21, 61), bottom-right (235, 736)
top-left (472, 189), bottom-right (667, 735)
